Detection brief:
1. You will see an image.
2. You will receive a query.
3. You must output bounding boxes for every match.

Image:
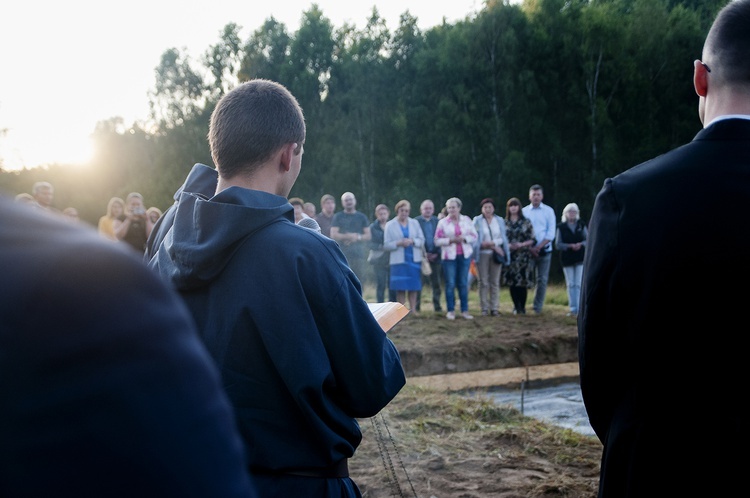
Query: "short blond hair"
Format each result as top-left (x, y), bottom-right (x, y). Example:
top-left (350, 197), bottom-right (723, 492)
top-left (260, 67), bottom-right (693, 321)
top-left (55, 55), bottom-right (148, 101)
top-left (394, 200), bottom-right (411, 212)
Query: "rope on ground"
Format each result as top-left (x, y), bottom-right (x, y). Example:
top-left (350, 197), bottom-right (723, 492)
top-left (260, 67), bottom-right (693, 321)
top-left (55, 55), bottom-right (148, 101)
top-left (371, 411), bottom-right (418, 498)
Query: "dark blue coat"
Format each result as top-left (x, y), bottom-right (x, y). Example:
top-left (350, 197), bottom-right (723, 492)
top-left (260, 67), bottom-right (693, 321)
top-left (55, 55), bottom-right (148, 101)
top-left (0, 197), bottom-right (256, 498)
top-left (149, 172), bottom-right (406, 497)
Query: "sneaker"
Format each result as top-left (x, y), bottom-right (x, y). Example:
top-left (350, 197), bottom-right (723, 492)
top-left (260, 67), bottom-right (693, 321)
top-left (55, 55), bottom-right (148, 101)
top-left (461, 312), bottom-right (474, 320)
top-left (446, 311), bottom-right (456, 320)
top-left (481, 310), bottom-right (489, 316)
top-left (490, 310), bottom-right (500, 316)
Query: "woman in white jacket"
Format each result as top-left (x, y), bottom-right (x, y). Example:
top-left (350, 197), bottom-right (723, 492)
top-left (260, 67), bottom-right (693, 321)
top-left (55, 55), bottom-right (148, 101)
top-left (435, 197), bottom-right (478, 320)
top-left (384, 200), bottom-right (425, 312)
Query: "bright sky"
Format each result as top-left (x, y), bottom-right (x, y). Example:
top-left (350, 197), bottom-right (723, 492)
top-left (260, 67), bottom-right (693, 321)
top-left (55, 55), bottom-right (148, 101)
top-left (0, 0), bottom-right (482, 171)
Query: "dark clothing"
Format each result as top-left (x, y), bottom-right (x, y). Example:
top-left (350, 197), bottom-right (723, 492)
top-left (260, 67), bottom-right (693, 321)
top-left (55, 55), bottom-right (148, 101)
top-left (0, 197), bottom-right (256, 498)
top-left (118, 214), bottom-right (148, 253)
top-left (501, 218), bottom-right (535, 288)
top-left (149, 172), bottom-right (405, 498)
top-left (368, 220), bottom-right (392, 302)
top-left (146, 163), bottom-right (217, 261)
top-left (315, 212), bottom-right (334, 238)
top-left (579, 119), bottom-right (748, 497)
top-left (556, 220), bottom-right (586, 267)
top-left (331, 210), bottom-right (369, 282)
top-left (415, 215), bottom-right (442, 311)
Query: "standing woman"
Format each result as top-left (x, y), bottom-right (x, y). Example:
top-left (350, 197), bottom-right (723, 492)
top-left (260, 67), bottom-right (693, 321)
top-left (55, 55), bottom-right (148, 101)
top-left (502, 197), bottom-right (536, 315)
top-left (384, 200), bottom-right (425, 312)
top-left (98, 197), bottom-right (125, 241)
top-left (555, 203), bottom-right (587, 317)
top-left (368, 204), bottom-right (392, 303)
top-left (473, 198), bottom-right (510, 316)
top-left (435, 197), bottom-right (478, 320)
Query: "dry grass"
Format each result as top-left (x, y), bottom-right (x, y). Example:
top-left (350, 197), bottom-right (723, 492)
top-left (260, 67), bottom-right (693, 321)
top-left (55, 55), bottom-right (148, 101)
top-left (351, 385), bottom-right (602, 498)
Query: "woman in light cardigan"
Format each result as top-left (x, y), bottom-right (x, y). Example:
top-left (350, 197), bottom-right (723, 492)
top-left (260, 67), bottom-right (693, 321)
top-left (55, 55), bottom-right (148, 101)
top-left (384, 200), bottom-right (425, 312)
top-left (473, 197), bottom-right (511, 316)
top-left (435, 197), bottom-right (478, 320)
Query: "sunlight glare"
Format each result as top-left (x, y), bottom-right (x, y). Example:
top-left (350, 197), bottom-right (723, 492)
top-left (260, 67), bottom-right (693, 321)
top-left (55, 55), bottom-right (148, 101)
top-left (0, 126), bottom-right (93, 171)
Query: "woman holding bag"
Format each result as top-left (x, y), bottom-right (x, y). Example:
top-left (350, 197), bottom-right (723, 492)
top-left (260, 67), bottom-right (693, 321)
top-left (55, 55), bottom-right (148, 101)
top-left (473, 198), bottom-right (510, 316)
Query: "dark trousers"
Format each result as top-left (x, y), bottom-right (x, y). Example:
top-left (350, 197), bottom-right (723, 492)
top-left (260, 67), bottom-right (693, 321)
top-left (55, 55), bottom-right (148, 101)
top-left (416, 260), bottom-right (442, 311)
top-left (509, 286), bottom-right (528, 313)
top-left (373, 264), bottom-right (389, 303)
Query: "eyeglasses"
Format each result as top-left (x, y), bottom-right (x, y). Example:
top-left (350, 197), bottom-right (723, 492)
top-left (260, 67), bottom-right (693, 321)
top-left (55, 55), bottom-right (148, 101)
top-left (700, 61), bottom-right (711, 73)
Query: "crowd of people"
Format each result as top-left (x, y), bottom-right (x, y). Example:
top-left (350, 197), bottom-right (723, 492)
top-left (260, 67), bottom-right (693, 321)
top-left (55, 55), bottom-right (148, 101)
top-left (284, 185), bottom-right (585, 319)
top-left (13, 183), bottom-right (166, 254)
top-left (14, 177), bottom-right (588, 318)
top-left (5, 3), bottom-right (745, 493)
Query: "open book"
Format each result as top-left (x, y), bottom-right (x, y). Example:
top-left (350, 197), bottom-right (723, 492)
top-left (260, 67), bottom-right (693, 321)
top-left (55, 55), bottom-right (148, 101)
top-left (367, 302), bottom-right (409, 333)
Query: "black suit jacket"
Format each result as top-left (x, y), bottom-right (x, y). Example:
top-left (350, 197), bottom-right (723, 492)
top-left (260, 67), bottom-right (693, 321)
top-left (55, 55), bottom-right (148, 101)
top-left (578, 119), bottom-right (749, 497)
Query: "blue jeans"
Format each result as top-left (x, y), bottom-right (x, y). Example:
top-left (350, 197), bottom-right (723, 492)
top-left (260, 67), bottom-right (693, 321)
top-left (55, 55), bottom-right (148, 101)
top-left (532, 251), bottom-right (552, 313)
top-left (442, 255), bottom-right (469, 313)
top-left (562, 263), bottom-right (583, 314)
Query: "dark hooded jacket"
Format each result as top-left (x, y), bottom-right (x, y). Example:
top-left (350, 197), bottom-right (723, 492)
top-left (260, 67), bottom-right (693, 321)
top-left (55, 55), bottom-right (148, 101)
top-left (148, 165), bottom-right (405, 496)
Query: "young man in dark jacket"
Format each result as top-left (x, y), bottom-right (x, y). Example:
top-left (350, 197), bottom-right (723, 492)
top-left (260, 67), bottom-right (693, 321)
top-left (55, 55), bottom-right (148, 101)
top-left (149, 79), bottom-right (406, 498)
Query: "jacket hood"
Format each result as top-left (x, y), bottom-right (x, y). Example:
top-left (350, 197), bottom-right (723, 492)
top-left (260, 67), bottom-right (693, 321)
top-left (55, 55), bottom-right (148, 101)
top-left (154, 186), bottom-right (294, 290)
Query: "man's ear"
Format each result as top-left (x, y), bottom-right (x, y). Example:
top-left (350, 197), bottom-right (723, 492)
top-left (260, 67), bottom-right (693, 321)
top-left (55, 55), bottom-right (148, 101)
top-left (694, 60), bottom-right (708, 97)
top-left (279, 143), bottom-right (297, 172)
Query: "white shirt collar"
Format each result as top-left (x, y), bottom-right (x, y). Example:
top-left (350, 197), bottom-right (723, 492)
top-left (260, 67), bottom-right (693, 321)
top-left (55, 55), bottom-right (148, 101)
top-left (705, 114), bottom-right (750, 128)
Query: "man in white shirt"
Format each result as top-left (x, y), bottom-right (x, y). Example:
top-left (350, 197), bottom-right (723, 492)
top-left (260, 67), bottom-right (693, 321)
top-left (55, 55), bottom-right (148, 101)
top-left (522, 184), bottom-right (556, 314)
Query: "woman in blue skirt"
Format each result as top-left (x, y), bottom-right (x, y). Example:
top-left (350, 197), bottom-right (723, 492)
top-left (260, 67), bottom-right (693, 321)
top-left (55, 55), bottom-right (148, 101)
top-left (384, 200), bottom-right (425, 313)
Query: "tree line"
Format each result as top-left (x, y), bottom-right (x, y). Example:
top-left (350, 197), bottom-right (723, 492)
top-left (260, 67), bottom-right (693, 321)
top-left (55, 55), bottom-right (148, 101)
top-left (0, 0), bottom-right (724, 226)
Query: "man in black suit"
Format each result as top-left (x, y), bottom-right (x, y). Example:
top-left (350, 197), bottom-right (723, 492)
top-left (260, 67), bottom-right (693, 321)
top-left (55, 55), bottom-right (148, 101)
top-left (578, 2), bottom-right (749, 496)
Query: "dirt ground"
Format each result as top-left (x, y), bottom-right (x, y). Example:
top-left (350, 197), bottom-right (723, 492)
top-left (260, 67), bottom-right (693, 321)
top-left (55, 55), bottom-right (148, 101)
top-left (349, 307), bottom-right (603, 498)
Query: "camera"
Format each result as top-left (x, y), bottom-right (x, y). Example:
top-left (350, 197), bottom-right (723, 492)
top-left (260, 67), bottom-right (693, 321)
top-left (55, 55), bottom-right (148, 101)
top-left (134, 207), bottom-right (146, 215)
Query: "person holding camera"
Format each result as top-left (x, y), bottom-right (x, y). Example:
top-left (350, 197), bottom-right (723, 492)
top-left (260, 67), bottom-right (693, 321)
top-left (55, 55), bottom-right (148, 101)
top-left (115, 192), bottom-right (154, 253)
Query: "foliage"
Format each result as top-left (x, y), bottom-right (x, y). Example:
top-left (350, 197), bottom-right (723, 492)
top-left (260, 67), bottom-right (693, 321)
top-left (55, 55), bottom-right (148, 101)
top-left (1, 1), bottom-right (716, 228)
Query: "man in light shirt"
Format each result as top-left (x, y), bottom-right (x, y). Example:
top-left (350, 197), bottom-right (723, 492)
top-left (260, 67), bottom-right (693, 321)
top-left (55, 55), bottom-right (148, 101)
top-left (522, 184), bottom-right (556, 314)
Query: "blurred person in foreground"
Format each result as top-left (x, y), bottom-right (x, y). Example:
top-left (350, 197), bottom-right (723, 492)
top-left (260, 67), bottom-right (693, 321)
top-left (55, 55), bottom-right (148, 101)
top-left (0, 196), bottom-right (256, 498)
top-left (578, 1), bottom-right (749, 496)
top-left (148, 79), bottom-right (405, 498)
